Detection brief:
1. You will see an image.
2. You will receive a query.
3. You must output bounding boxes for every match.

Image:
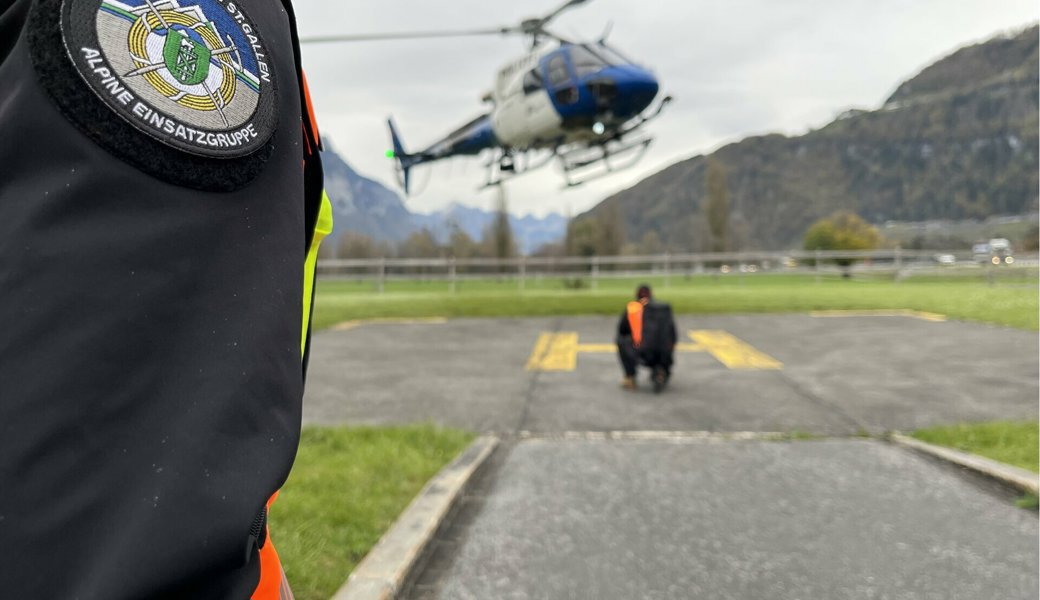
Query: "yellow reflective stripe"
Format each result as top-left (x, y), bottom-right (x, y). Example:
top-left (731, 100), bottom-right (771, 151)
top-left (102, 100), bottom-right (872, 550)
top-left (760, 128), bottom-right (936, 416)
top-left (301, 190), bottom-right (334, 356)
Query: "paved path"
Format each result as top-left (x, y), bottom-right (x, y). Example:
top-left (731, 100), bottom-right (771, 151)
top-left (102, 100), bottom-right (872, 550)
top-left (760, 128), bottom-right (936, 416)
top-left (303, 313), bottom-right (1039, 599)
top-left (410, 438), bottom-right (1038, 600)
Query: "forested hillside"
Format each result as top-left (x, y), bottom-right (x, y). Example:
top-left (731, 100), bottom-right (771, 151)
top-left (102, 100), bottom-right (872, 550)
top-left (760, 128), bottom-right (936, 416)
top-left (579, 26), bottom-right (1039, 250)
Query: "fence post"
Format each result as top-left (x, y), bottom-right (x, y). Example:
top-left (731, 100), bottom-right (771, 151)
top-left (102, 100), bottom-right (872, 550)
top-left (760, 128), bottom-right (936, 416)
top-left (894, 246), bottom-right (903, 277)
top-left (814, 250), bottom-right (821, 284)
top-left (591, 256), bottom-right (599, 290)
top-left (377, 257), bottom-right (386, 294)
top-left (449, 257), bottom-right (457, 294)
top-left (664, 253), bottom-right (671, 288)
top-left (519, 256), bottom-right (526, 291)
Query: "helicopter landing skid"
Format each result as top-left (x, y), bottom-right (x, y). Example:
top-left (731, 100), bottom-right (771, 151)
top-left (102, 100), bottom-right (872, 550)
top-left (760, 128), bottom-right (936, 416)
top-left (558, 136), bottom-right (653, 188)
top-left (479, 149), bottom-right (557, 190)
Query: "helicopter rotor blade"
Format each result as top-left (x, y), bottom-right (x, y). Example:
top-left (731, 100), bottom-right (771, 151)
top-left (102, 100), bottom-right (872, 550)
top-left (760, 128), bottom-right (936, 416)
top-left (300, 27), bottom-right (507, 44)
top-left (299, 0), bottom-right (594, 45)
top-left (541, 0), bottom-right (590, 26)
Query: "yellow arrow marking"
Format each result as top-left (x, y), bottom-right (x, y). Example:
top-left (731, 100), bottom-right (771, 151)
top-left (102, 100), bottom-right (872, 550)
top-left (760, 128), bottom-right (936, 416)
top-left (688, 330), bottom-right (783, 370)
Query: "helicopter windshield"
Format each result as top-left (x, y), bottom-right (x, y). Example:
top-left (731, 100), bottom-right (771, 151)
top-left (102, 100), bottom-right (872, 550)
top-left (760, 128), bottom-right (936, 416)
top-left (569, 45), bottom-right (609, 77)
top-left (593, 43), bottom-right (636, 67)
top-left (569, 44), bottom-right (636, 77)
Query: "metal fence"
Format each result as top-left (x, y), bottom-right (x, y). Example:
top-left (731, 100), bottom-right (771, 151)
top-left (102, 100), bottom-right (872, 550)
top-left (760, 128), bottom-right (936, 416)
top-left (316, 249), bottom-right (1038, 291)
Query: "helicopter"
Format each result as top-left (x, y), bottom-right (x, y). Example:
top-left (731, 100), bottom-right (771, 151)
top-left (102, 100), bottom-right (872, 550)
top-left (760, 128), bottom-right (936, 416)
top-left (301, 0), bottom-right (671, 194)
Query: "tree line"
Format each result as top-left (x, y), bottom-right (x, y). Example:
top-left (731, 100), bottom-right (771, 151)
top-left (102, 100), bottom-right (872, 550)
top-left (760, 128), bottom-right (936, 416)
top-left (326, 155), bottom-right (1035, 261)
top-left (324, 186), bottom-right (517, 260)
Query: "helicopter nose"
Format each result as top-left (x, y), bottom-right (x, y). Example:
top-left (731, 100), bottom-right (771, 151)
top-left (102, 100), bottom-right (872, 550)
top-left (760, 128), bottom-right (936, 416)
top-left (587, 66), bottom-right (659, 119)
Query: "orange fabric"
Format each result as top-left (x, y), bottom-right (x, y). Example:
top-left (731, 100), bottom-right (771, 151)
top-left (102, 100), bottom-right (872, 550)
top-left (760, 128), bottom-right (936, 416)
top-left (252, 494), bottom-right (294, 600)
top-left (627, 301), bottom-right (644, 347)
top-left (301, 70), bottom-right (320, 142)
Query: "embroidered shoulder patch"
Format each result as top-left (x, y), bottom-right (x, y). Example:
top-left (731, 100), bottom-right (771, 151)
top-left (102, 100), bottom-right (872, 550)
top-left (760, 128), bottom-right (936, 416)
top-left (60, 0), bottom-right (277, 158)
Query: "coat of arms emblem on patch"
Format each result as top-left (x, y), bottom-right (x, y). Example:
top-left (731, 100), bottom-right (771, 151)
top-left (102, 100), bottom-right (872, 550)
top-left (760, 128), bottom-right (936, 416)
top-left (61, 0), bottom-right (277, 158)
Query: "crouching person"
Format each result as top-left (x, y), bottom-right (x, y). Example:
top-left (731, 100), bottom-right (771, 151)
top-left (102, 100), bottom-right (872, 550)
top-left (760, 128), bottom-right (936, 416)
top-left (616, 284), bottom-right (678, 393)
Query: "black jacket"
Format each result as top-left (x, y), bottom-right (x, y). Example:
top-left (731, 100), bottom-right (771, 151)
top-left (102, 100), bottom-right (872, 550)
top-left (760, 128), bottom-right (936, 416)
top-left (0, 0), bottom-right (323, 596)
top-left (617, 299), bottom-right (678, 346)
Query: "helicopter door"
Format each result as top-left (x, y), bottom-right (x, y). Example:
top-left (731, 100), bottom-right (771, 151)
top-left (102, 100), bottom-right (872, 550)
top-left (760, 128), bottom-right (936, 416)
top-left (491, 64), bottom-right (560, 147)
top-left (544, 54), bottom-right (579, 107)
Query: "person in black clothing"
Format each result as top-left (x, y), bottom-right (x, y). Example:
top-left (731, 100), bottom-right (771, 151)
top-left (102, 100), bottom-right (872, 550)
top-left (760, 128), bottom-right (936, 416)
top-left (616, 284), bottom-right (678, 392)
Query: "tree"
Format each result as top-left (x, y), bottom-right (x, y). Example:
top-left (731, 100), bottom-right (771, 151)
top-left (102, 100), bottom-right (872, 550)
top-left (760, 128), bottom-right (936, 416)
top-left (565, 218), bottom-right (603, 257)
top-left (705, 159), bottom-right (731, 252)
top-left (637, 230), bottom-right (664, 255)
top-left (598, 203), bottom-right (626, 256)
top-left (1022, 224), bottom-right (1039, 252)
top-left (398, 228), bottom-right (441, 258)
top-left (485, 186), bottom-right (516, 259)
top-left (564, 205), bottom-right (626, 257)
top-left (803, 211), bottom-right (882, 276)
top-left (336, 232), bottom-right (377, 259)
top-left (447, 224), bottom-right (481, 259)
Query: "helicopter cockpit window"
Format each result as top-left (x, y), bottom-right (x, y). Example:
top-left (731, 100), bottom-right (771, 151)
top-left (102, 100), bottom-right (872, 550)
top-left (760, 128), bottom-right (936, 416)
top-left (522, 68), bottom-right (543, 95)
top-left (547, 55), bottom-right (570, 86)
top-left (570, 45), bottom-right (608, 76)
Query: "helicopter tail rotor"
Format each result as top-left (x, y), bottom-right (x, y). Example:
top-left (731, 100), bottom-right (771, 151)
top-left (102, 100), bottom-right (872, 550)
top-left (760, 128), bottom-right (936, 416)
top-left (387, 118), bottom-right (421, 195)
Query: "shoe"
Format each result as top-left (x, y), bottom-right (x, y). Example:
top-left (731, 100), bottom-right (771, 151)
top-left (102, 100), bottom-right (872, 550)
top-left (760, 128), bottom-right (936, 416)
top-left (621, 376), bottom-right (636, 390)
top-left (652, 368), bottom-right (667, 394)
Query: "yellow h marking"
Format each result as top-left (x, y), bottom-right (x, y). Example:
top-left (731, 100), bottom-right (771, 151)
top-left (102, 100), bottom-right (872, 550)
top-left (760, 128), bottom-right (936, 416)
top-left (526, 331), bottom-right (781, 371)
top-left (688, 330), bottom-right (782, 370)
top-left (525, 332), bottom-right (580, 371)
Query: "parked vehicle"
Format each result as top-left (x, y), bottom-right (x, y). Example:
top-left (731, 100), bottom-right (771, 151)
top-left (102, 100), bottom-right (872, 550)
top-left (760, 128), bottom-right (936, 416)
top-left (974, 239), bottom-right (1014, 265)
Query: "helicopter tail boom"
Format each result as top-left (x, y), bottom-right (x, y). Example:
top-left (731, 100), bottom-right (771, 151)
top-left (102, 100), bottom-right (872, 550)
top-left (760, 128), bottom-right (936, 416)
top-left (388, 114), bottom-right (500, 195)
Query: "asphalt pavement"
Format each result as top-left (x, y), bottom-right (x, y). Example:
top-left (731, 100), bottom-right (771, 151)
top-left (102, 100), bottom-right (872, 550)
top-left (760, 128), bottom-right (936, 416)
top-left (303, 313), bottom-right (1039, 599)
top-left (409, 438), bottom-right (1038, 600)
top-left (304, 314), bottom-right (1038, 435)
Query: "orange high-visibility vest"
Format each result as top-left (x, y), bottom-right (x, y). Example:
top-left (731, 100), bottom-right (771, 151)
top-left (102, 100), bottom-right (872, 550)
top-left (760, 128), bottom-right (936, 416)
top-left (627, 300), bottom-right (646, 347)
top-left (253, 494), bottom-right (294, 600)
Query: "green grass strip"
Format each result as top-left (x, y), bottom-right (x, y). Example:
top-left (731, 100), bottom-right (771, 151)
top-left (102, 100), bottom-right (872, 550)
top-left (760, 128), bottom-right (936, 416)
top-left (911, 420), bottom-right (1039, 473)
top-left (313, 274), bottom-right (1039, 331)
top-left (272, 425), bottom-right (475, 600)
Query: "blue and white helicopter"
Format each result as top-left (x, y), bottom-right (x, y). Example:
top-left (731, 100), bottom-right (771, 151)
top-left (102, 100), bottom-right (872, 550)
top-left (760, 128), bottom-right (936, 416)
top-left (302, 0), bottom-right (671, 193)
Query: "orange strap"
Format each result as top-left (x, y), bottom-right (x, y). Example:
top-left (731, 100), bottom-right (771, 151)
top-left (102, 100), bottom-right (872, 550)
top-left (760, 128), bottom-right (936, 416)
top-left (626, 301), bottom-right (644, 348)
top-left (252, 494), bottom-right (294, 600)
top-left (301, 70), bottom-right (320, 147)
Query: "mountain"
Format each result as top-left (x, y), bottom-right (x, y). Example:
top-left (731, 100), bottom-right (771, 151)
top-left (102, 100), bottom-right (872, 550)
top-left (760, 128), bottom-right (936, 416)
top-left (321, 144), bottom-right (415, 245)
top-left (411, 203), bottom-right (568, 255)
top-left (321, 146), bottom-right (567, 254)
top-left (578, 25), bottom-right (1039, 250)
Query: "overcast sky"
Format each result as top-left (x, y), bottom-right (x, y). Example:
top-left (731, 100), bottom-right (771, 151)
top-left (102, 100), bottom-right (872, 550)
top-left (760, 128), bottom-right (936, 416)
top-left (293, 1), bottom-right (1038, 218)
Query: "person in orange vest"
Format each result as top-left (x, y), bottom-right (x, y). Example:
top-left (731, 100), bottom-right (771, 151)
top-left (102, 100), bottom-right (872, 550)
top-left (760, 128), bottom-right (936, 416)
top-left (0, 0), bottom-right (331, 597)
top-left (616, 284), bottom-right (678, 392)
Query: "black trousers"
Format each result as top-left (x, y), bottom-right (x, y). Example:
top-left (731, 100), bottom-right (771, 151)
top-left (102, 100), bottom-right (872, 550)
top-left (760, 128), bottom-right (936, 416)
top-left (617, 336), bottom-right (673, 377)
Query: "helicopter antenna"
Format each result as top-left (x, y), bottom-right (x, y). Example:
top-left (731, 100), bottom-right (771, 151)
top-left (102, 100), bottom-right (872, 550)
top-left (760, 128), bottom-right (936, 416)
top-left (299, 0), bottom-right (591, 46)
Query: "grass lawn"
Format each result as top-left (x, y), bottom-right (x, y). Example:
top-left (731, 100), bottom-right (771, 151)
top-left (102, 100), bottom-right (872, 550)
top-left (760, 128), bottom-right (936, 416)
top-left (313, 272), bottom-right (1039, 331)
top-left (911, 421), bottom-right (1040, 473)
top-left (272, 425), bottom-right (475, 600)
